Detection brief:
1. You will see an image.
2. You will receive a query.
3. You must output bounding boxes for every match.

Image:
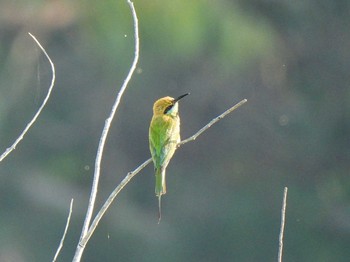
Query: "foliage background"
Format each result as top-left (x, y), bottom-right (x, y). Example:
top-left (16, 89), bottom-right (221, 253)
top-left (0, 0), bottom-right (349, 261)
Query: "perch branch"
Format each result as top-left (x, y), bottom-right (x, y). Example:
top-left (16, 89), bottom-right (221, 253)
top-left (73, 0), bottom-right (247, 259)
top-left (179, 99), bottom-right (247, 146)
top-left (0, 33), bottom-right (56, 162)
top-left (80, 98), bottom-right (247, 247)
top-left (72, 1), bottom-right (139, 261)
top-left (52, 199), bottom-right (74, 262)
top-left (278, 187), bottom-right (288, 262)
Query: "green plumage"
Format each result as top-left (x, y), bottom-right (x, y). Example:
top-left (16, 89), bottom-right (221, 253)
top-left (149, 95), bottom-right (188, 222)
top-left (149, 111), bottom-right (180, 196)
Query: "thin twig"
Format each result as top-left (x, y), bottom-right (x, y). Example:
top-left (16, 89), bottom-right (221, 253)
top-left (278, 187), bottom-right (288, 262)
top-left (72, 1), bottom-right (139, 261)
top-left (179, 99), bottom-right (247, 146)
top-left (0, 33), bottom-right (56, 162)
top-left (52, 199), bottom-right (74, 262)
top-left (80, 98), bottom-right (247, 247)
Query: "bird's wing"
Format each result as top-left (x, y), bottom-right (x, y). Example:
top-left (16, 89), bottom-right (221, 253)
top-left (149, 122), bottom-right (165, 168)
top-left (149, 117), bottom-right (175, 168)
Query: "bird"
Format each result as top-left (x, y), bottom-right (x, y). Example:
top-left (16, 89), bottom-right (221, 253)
top-left (149, 93), bottom-right (189, 223)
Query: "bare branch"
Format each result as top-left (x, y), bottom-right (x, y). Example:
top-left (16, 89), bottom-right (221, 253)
top-left (73, 1), bottom-right (139, 261)
top-left (73, 0), bottom-right (247, 259)
top-left (179, 99), bottom-right (248, 146)
top-left (80, 98), bottom-right (247, 247)
top-left (0, 33), bottom-right (56, 162)
top-left (52, 199), bottom-right (74, 262)
top-left (278, 187), bottom-right (288, 262)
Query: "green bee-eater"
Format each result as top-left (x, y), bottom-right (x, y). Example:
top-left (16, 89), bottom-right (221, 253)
top-left (149, 93), bottom-right (189, 222)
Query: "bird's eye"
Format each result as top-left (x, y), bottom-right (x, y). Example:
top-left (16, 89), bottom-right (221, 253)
top-left (164, 105), bottom-right (173, 114)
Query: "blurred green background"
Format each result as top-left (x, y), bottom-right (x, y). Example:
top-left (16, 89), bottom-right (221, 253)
top-left (1, 0), bottom-right (350, 261)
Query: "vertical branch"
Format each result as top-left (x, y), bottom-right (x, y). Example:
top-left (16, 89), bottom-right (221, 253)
top-left (52, 199), bottom-right (74, 262)
top-left (72, 1), bottom-right (139, 261)
top-left (0, 33), bottom-right (56, 162)
top-left (278, 187), bottom-right (288, 262)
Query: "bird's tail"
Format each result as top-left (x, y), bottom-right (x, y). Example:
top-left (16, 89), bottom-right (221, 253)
top-left (155, 167), bottom-right (166, 196)
top-left (155, 168), bottom-right (166, 223)
top-left (157, 194), bottom-right (162, 224)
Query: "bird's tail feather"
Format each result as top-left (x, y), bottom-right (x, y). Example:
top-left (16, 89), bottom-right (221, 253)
top-left (158, 195), bottom-right (162, 224)
top-left (155, 167), bottom-right (166, 196)
top-left (155, 168), bottom-right (166, 223)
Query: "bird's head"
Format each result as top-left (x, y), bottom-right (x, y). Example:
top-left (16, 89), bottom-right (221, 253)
top-left (153, 93), bottom-right (189, 116)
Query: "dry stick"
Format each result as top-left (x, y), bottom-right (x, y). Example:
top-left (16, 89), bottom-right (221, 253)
top-left (278, 187), bottom-right (288, 262)
top-left (179, 98), bottom-right (247, 146)
top-left (52, 199), bottom-right (74, 262)
top-left (0, 33), bottom-right (56, 162)
top-left (72, 1), bottom-right (139, 261)
top-left (79, 98), bottom-right (247, 247)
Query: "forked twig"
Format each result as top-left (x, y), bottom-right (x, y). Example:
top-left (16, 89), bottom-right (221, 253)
top-left (0, 33), bottom-right (56, 162)
top-left (80, 158), bottom-right (152, 247)
top-left (73, 0), bottom-right (247, 260)
top-left (80, 98), bottom-right (247, 247)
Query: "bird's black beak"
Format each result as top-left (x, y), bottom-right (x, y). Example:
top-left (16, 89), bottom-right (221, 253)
top-left (174, 93), bottom-right (190, 103)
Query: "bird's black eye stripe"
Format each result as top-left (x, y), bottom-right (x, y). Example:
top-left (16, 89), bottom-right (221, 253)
top-left (164, 104), bottom-right (173, 114)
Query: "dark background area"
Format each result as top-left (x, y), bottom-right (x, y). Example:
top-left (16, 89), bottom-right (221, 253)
top-left (0, 0), bottom-right (349, 261)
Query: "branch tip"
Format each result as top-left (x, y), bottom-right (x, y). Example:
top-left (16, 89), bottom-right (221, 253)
top-left (0, 33), bottom-right (56, 162)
